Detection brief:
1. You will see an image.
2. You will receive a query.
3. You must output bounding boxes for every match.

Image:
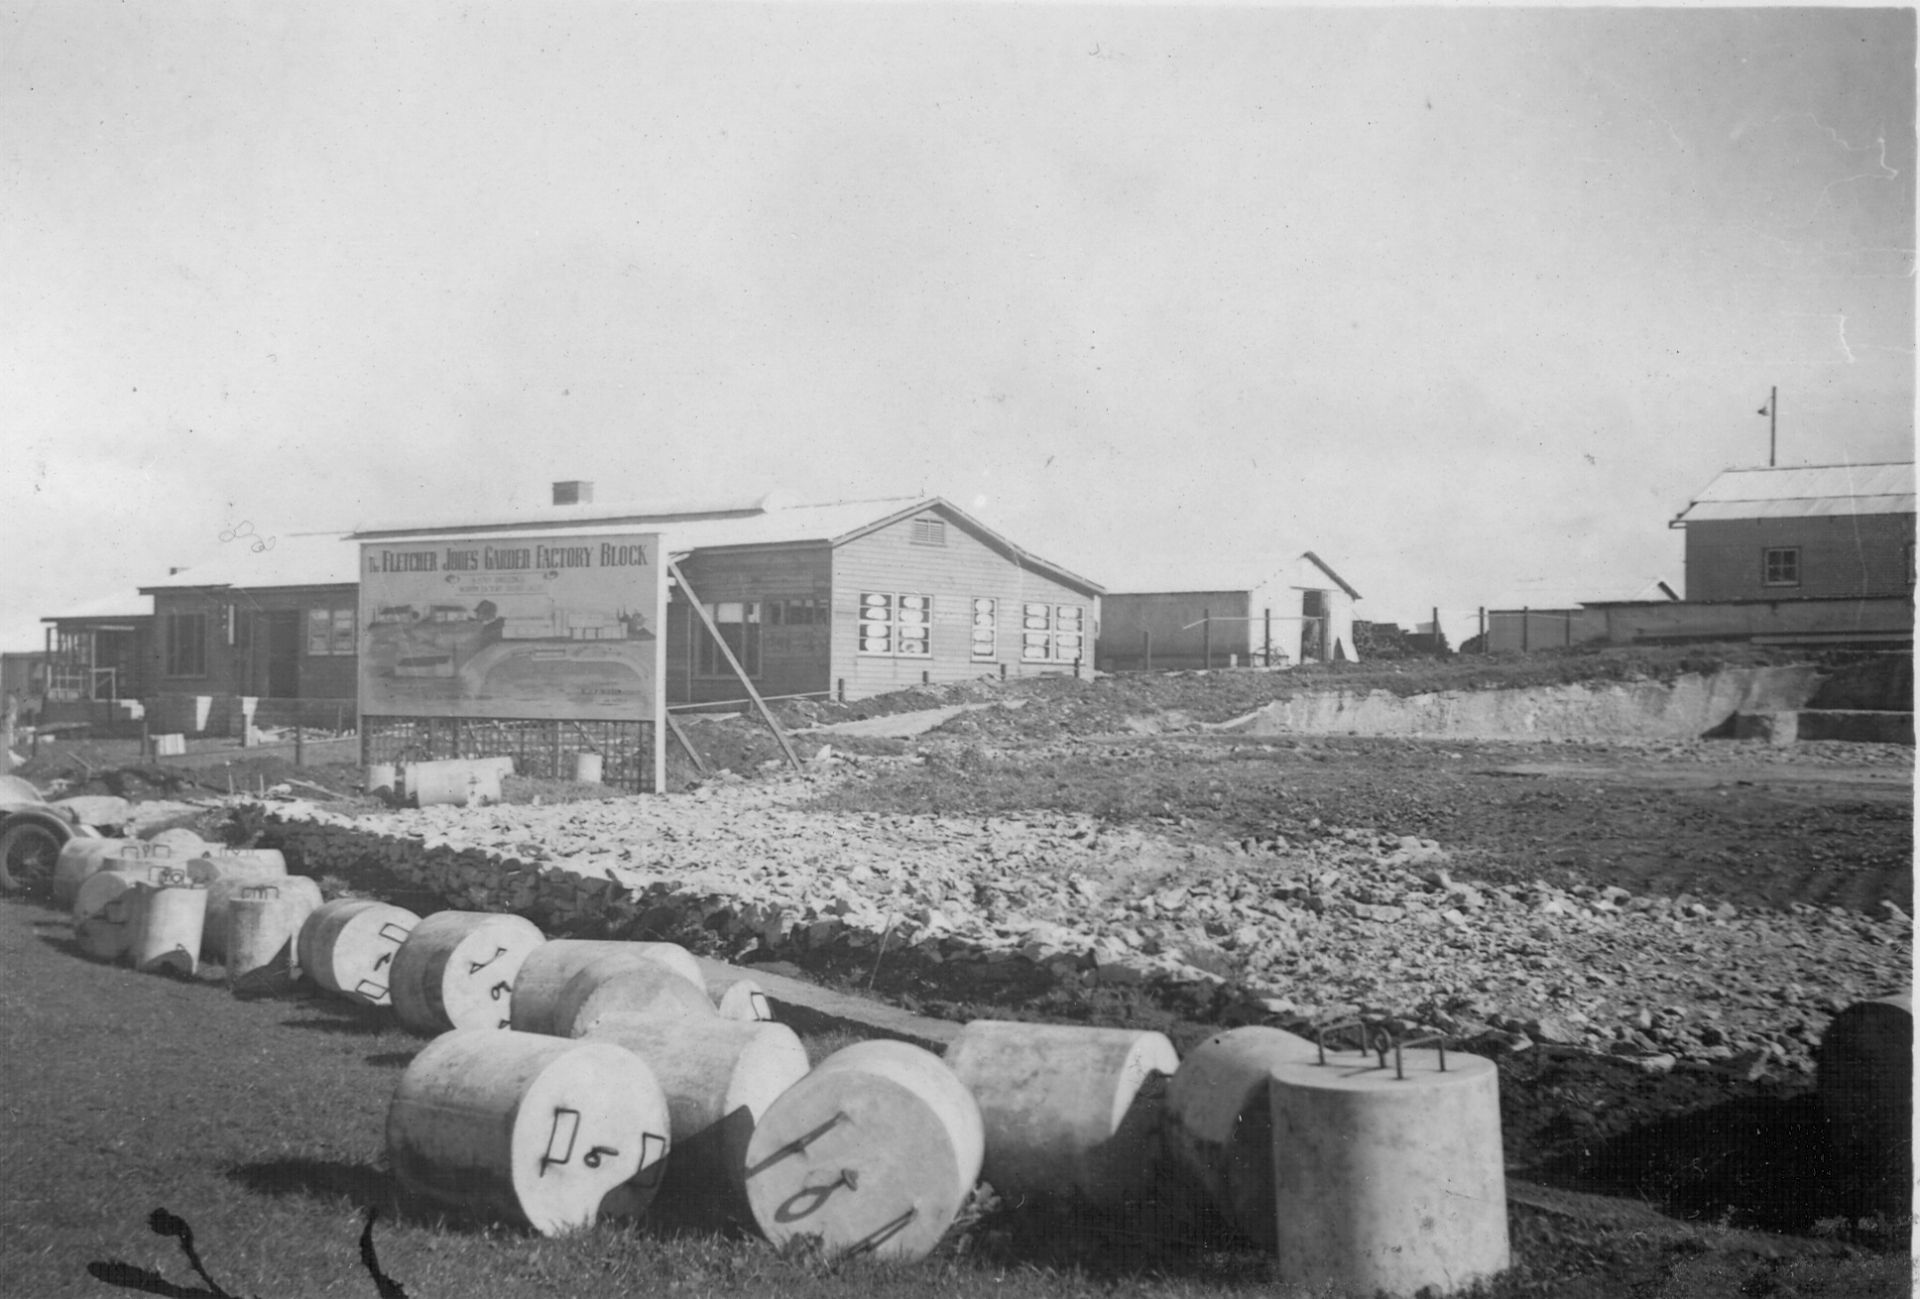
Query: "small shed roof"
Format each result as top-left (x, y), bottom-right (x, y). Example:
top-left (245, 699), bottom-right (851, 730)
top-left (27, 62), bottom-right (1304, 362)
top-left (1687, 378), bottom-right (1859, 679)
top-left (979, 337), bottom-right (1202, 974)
top-left (1673, 462), bottom-right (1916, 524)
top-left (42, 589), bottom-right (153, 623)
top-left (140, 533), bottom-right (359, 592)
top-left (1105, 550), bottom-right (1360, 601)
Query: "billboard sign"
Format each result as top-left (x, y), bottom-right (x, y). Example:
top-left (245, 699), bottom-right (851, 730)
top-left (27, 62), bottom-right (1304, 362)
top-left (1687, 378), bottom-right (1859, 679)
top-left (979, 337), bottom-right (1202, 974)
top-left (358, 533), bottom-right (664, 724)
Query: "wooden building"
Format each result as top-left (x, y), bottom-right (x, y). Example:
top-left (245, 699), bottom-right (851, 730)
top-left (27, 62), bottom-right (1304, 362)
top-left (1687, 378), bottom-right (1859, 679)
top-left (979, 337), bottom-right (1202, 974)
top-left (1096, 552), bottom-right (1361, 672)
top-left (40, 589), bottom-right (154, 734)
top-left (139, 533), bottom-right (361, 734)
top-left (353, 488), bottom-right (1104, 708)
top-left (1671, 463), bottom-right (1915, 602)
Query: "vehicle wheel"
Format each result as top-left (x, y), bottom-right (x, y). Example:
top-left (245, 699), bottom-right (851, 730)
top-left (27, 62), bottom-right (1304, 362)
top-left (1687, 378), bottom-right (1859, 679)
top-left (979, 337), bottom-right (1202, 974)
top-left (0, 820), bottom-right (65, 897)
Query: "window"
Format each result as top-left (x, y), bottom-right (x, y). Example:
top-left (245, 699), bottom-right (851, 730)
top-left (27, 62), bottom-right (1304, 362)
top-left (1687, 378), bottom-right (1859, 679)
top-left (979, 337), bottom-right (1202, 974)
top-left (1021, 602), bottom-right (1086, 663)
top-left (307, 607), bottom-right (357, 656)
top-left (696, 601), bottom-right (761, 676)
top-left (910, 517), bottom-right (947, 547)
top-left (969, 598), bottom-right (997, 660)
top-left (765, 598), bottom-right (822, 626)
top-left (859, 592), bottom-right (932, 657)
top-left (165, 612), bottom-right (208, 677)
top-left (1763, 547), bottom-right (1801, 587)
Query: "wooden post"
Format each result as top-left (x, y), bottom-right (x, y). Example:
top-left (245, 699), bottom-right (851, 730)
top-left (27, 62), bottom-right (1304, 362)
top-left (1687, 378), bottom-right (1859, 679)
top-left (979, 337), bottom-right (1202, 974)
top-left (1479, 607), bottom-right (1486, 652)
top-left (1203, 608), bottom-right (1212, 671)
top-left (671, 562), bottom-right (800, 771)
top-left (0, 692), bottom-right (15, 776)
top-left (294, 723), bottom-right (304, 767)
top-left (1144, 629), bottom-right (1152, 672)
top-left (663, 710), bottom-right (709, 777)
top-left (1263, 608), bottom-right (1272, 666)
top-left (1522, 606), bottom-right (1530, 653)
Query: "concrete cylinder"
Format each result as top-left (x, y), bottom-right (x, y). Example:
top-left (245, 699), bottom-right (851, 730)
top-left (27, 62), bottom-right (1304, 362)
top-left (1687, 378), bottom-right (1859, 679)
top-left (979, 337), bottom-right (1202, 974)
top-left (1269, 1047), bottom-right (1509, 1298)
top-left (203, 875), bottom-right (321, 961)
top-left (72, 867), bottom-right (152, 962)
top-left (405, 758), bottom-right (503, 808)
top-left (130, 876), bottom-right (208, 977)
top-left (389, 911), bottom-right (547, 1035)
top-left (509, 940), bottom-right (706, 1036)
top-left (573, 752), bottom-right (603, 785)
top-left (147, 828), bottom-right (207, 855)
top-left (226, 889), bottom-right (307, 997)
top-left (298, 898), bottom-right (420, 1006)
top-left (1164, 1025), bottom-right (1320, 1247)
top-left (386, 1028), bottom-right (671, 1235)
top-left (52, 838), bottom-right (131, 909)
top-left (945, 1020), bottom-right (1179, 1211)
top-left (365, 763), bottom-right (397, 799)
top-left (551, 959), bottom-right (718, 1039)
top-left (1819, 993), bottom-right (1912, 1221)
top-left (705, 974), bottom-right (774, 1022)
top-left (744, 1039), bottom-right (984, 1263)
top-left (585, 1011), bottom-right (810, 1225)
top-left (184, 850), bottom-right (289, 889)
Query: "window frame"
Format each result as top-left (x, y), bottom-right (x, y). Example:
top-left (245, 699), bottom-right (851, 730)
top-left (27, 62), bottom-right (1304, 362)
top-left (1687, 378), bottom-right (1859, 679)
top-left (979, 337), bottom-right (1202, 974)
top-left (164, 612), bottom-right (209, 678)
top-left (909, 517), bottom-right (947, 547)
top-left (858, 591), bottom-right (933, 658)
top-left (1020, 601), bottom-right (1087, 664)
top-left (1762, 546), bottom-right (1801, 588)
top-left (694, 600), bottom-right (762, 678)
top-left (968, 596), bottom-right (998, 661)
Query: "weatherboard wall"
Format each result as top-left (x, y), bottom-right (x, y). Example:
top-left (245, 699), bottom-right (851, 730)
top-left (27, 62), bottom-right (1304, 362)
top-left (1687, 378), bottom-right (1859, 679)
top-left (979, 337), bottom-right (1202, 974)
top-left (828, 511), bottom-right (1097, 700)
top-left (1685, 514), bottom-right (1915, 602)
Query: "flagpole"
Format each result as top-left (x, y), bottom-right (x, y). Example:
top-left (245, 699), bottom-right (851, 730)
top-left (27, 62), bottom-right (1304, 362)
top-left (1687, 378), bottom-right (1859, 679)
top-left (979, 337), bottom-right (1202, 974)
top-left (1769, 386), bottom-right (1777, 467)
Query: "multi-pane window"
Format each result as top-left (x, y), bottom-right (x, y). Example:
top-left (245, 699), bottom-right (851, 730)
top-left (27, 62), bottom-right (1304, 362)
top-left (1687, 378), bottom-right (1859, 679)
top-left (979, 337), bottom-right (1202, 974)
top-left (696, 602), bottom-right (761, 676)
top-left (306, 606), bottom-right (357, 656)
top-left (1021, 602), bottom-right (1086, 662)
top-left (859, 592), bottom-right (932, 657)
top-left (765, 598), bottom-right (823, 626)
top-left (910, 517), bottom-right (947, 546)
top-left (164, 613), bottom-right (208, 677)
top-left (969, 598), bottom-right (997, 660)
top-left (1763, 547), bottom-right (1801, 587)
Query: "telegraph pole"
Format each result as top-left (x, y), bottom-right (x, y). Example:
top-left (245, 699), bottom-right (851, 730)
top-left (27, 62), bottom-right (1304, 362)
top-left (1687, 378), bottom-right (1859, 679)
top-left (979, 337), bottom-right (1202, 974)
top-left (1761, 386), bottom-right (1778, 466)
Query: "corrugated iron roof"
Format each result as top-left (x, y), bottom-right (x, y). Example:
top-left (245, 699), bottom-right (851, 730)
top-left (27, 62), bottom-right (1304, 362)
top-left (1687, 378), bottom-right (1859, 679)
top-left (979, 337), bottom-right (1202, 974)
top-left (1104, 550), bottom-right (1361, 601)
top-left (141, 533), bottom-right (359, 591)
top-left (42, 589), bottom-right (153, 623)
top-left (1674, 462), bottom-right (1916, 523)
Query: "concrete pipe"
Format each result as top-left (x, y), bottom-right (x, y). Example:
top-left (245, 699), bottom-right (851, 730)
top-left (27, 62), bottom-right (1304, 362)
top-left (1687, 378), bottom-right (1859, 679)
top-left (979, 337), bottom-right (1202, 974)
top-left (585, 1011), bottom-right (810, 1226)
top-left (226, 888), bottom-right (309, 998)
top-left (550, 959), bottom-right (717, 1039)
top-left (184, 850), bottom-right (288, 889)
top-left (404, 758), bottom-right (504, 808)
top-left (130, 876), bottom-right (208, 977)
top-left (744, 1039), bottom-right (984, 1263)
top-left (509, 940), bottom-right (704, 1036)
top-left (945, 1020), bottom-right (1178, 1212)
top-left (387, 1029), bottom-right (671, 1235)
top-left (1819, 993), bottom-right (1912, 1221)
top-left (1269, 1045), bottom-right (1509, 1299)
top-left (72, 867), bottom-right (153, 962)
top-left (389, 911), bottom-right (546, 1035)
top-left (51, 838), bottom-right (130, 910)
top-left (202, 875), bottom-right (321, 962)
top-left (146, 828), bottom-right (207, 855)
top-left (1163, 1025), bottom-right (1319, 1247)
top-left (705, 973), bottom-right (775, 1022)
top-left (298, 898), bottom-right (420, 1007)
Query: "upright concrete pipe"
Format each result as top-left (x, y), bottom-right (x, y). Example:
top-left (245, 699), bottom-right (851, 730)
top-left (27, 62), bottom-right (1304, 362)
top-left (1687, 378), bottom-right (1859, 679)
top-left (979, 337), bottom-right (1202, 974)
top-left (509, 940), bottom-right (705, 1036)
top-left (744, 1039), bottom-right (984, 1263)
top-left (298, 898), bottom-right (420, 1007)
top-left (1819, 992), bottom-right (1912, 1221)
top-left (550, 959), bottom-right (717, 1039)
top-left (129, 872), bottom-right (208, 977)
top-left (1163, 1025), bottom-right (1320, 1246)
top-left (387, 1029), bottom-right (671, 1235)
top-left (226, 887), bottom-right (310, 997)
top-left (944, 1020), bottom-right (1179, 1212)
top-left (202, 875), bottom-right (320, 962)
top-left (388, 911), bottom-right (546, 1035)
top-left (1268, 1044), bottom-right (1509, 1298)
top-left (585, 1011), bottom-right (811, 1226)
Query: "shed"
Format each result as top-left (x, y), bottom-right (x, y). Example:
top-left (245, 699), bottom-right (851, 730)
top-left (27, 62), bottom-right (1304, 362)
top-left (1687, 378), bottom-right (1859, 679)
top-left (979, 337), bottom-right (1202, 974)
top-left (139, 533), bottom-right (361, 735)
top-left (1096, 552), bottom-right (1360, 671)
top-left (39, 589), bottom-right (155, 734)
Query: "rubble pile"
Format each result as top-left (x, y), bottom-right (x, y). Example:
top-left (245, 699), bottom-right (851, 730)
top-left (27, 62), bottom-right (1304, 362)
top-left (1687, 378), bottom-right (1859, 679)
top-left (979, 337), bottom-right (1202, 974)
top-left (261, 766), bottom-right (1909, 1077)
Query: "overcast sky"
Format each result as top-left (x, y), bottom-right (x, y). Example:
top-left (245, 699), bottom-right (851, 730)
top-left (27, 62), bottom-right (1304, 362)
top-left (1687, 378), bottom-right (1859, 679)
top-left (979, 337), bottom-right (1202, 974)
top-left (3, 2), bottom-right (1912, 650)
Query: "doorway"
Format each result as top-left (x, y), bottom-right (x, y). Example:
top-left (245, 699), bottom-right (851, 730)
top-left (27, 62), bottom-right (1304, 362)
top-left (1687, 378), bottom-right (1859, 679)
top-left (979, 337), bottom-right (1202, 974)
top-left (265, 611), bottom-right (300, 698)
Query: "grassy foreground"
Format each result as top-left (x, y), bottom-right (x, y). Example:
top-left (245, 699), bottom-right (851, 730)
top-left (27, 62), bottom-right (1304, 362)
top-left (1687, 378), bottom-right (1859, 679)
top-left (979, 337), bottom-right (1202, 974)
top-left (1, 893), bottom-right (1907, 1299)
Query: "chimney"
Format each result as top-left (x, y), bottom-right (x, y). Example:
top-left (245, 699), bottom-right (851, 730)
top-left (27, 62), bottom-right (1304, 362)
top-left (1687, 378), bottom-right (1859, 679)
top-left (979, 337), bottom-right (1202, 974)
top-left (552, 480), bottom-right (594, 506)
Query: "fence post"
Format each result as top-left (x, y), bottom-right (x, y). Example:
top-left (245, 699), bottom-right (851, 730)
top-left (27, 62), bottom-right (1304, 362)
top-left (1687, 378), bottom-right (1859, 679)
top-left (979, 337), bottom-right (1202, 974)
top-left (294, 723), bottom-right (304, 767)
top-left (1522, 606), bottom-right (1529, 653)
top-left (1203, 608), bottom-right (1212, 671)
top-left (1142, 629), bottom-right (1151, 672)
top-left (1263, 608), bottom-right (1272, 666)
top-left (1479, 606), bottom-right (1487, 652)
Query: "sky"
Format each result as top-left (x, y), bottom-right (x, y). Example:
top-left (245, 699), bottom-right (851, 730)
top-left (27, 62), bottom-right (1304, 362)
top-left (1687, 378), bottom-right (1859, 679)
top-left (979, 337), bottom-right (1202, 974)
top-left (3, 2), bottom-right (1913, 650)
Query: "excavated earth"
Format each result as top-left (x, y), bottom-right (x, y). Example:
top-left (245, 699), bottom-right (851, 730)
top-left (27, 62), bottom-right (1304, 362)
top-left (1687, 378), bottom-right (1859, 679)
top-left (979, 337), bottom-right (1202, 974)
top-left (22, 656), bottom-right (1915, 1270)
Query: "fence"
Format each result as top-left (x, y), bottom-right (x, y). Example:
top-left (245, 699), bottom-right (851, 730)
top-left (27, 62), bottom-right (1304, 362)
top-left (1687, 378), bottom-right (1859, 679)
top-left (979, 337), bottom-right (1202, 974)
top-left (361, 716), bottom-right (658, 793)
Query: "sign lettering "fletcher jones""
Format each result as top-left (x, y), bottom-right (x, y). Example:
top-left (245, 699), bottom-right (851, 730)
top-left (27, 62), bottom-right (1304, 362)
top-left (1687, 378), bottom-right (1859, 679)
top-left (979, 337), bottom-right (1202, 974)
top-left (370, 542), bottom-right (652, 574)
